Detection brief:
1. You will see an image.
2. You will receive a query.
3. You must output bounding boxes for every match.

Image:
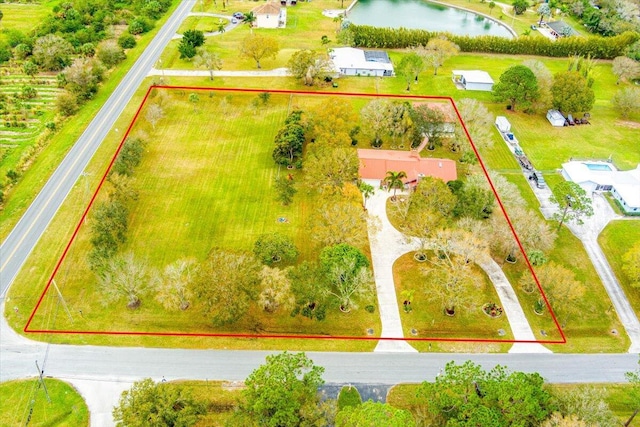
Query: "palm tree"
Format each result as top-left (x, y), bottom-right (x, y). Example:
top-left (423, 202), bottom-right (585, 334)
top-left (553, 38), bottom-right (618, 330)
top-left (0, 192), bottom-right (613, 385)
top-left (383, 170), bottom-right (407, 201)
top-left (244, 12), bottom-right (256, 33)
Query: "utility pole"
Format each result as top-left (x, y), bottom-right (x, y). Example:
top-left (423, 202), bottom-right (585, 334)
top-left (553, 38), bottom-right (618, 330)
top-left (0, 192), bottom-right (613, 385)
top-left (52, 279), bottom-right (74, 323)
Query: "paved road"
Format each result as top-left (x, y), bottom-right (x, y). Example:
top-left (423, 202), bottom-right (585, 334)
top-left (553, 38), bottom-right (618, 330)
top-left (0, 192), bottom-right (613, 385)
top-left (0, 0), bottom-right (196, 298)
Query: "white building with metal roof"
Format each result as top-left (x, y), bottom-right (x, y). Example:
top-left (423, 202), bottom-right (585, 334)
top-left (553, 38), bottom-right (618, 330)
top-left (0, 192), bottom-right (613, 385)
top-left (329, 47), bottom-right (394, 77)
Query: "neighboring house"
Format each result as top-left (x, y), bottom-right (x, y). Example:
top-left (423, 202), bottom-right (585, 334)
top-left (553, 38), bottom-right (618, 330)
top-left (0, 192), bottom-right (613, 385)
top-left (452, 70), bottom-right (494, 91)
top-left (546, 20), bottom-right (577, 38)
top-left (561, 161), bottom-right (640, 213)
top-left (413, 102), bottom-right (457, 134)
top-left (329, 47), bottom-right (394, 77)
top-left (252, 1), bottom-right (286, 28)
top-left (546, 109), bottom-right (566, 127)
top-left (358, 145), bottom-right (457, 186)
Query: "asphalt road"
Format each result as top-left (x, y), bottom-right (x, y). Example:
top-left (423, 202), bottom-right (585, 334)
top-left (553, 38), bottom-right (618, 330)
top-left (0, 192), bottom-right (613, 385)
top-left (0, 0), bottom-right (195, 298)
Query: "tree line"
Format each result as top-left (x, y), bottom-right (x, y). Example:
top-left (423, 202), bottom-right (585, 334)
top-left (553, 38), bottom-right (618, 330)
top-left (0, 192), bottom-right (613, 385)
top-left (344, 24), bottom-right (638, 59)
top-left (112, 353), bottom-right (640, 426)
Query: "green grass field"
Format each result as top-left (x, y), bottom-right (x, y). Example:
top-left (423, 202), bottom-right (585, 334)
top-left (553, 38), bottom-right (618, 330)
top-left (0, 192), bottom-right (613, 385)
top-left (0, 378), bottom-right (89, 427)
top-left (14, 89), bottom-right (385, 350)
top-left (0, 2), bottom-right (60, 37)
top-left (599, 220), bottom-right (640, 315)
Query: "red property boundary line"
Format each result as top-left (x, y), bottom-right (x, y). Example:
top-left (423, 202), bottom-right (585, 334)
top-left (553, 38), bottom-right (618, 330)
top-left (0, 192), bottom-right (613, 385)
top-left (24, 86), bottom-right (566, 345)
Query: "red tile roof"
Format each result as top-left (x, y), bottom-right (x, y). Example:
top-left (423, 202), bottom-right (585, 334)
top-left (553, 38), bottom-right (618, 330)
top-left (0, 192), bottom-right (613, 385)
top-left (357, 149), bottom-right (457, 183)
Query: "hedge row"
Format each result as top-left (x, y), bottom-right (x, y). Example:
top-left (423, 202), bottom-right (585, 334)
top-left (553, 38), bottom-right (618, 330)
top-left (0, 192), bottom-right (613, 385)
top-left (349, 25), bottom-right (639, 59)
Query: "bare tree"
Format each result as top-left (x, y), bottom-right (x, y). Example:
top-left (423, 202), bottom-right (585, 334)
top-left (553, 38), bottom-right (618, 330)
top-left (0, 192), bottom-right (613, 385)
top-left (258, 266), bottom-right (295, 313)
top-left (145, 103), bottom-right (164, 130)
top-left (194, 49), bottom-right (223, 80)
top-left (98, 252), bottom-right (150, 309)
top-left (154, 258), bottom-right (198, 311)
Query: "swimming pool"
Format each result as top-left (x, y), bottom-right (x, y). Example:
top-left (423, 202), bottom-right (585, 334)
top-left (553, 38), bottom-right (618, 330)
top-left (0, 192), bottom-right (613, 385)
top-left (584, 162), bottom-right (614, 171)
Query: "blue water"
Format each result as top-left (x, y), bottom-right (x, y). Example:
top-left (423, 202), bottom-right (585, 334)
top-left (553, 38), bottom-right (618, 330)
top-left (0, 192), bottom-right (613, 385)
top-left (584, 163), bottom-right (612, 171)
top-left (348, 0), bottom-right (513, 38)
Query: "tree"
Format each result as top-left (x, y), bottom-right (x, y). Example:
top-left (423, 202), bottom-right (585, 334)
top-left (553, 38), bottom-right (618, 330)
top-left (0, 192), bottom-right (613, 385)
top-left (320, 244), bottom-right (373, 311)
top-left (624, 357), bottom-right (640, 426)
top-left (113, 378), bottom-right (204, 427)
top-left (98, 252), bottom-right (149, 309)
top-left (336, 401), bottom-right (416, 427)
top-left (275, 175), bottom-right (297, 206)
top-left (239, 352), bottom-right (326, 427)
top-left (178, 39), bottom-right (197, 60)
top-left (512, 0), bottom-right (529, 15)
top-left (519, 261), bottom-right (585, 322)
top-left (61, 58), bottom-right (104, 101)
top-left (112, 137), bottom-right (146, 177)
top-left (303, 144), bottom-right (359, 194)
top-left (32, 34), bottom-right (73, 71)
top-left (55, 91), bottom-right (78, 116)
top-left (241, 34), bottom-right (279, 69)
top-left (217, 19), bottom-right (226, 34)
top-left (358, 181), bottom-right (375, 209)
top-left (410, 103), bottom-right (446, 150)
top-left (287, 49), bottom-right (332, 86)
top-left (419, 37), bottom-right (460, 75)
top-left (523, 59), bottom-right (554, 113)
top-left (396, 52), bottom-right (425, 90)
top-left (289, 261), bottom-right (329, 320)
top-left (145, 103), bottom-right (164, 130)
top-left (311, 189), bottom-right (369, 248)
top-left (551, 71), bottom-right (595, 115)
top-left (258, 266), bottom-right (295, 313)
top-left (22, 61), bottom-right (38, 78)
top-left (154, 258), bottom-right (198, 311)
top-left (308, 98), bottom-right (358, 146)
top-left (193, 249), bottom-right (261, 326)
top-left (383, 170), bottom-right (407, 201)
top-left (612, 56), bottom-right (640, 84)
top-left (612, 87), bottom-right (640, 119)
top-left (272, 114), bottom-right (305, 166)
top-left (450, 177), bottom-right (495, 220)
top-left (550, 181), bottom-right (594, 229)
top-left (118, 33), bottom-right (137, 49)
top-left (193, 49), bottom-right (222, 80)
top-left (360, 98), bottom-right (393, 147)
top-left (554, 385), bottom-right (618, 427)
top-left (97, 40), bottom-right (126, 68)
top-left (88, 198), bottom-right (128, 269)
top-left (182, 29), bottom-right (205, 49)
top-left (455, 98), bottom-right (494, 150)
top-left (622, 241), bottom-right (640, 288)
top-left (244, 11), bottom-right (257, 29)
top-left (253, 232), bottom-right (298, 266)
top-left (538, 3), bottom-right (551, 25)
top-left (489, 1), bottom-right (496, 14)
top-left (542, 413), bottom-right (588, 427)
top-left (416, 361), bottom-right (553, 426)
top-left (188, 93), bottom-right (199, 112)
top-left (493, 65), bottom-right (539, 112)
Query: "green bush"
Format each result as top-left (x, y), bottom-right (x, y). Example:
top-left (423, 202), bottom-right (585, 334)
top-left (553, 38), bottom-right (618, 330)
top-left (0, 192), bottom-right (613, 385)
top-left (118, 34), bottom-right (137, 49)
top-left (337, 386), bottom-right (362, 410)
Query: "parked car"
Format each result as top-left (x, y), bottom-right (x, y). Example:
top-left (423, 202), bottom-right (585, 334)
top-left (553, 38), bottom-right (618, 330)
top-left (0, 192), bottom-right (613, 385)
top-left (233, 12), bottom-right (245, 19)
top-left (231, 18), bottom-right (238, 24)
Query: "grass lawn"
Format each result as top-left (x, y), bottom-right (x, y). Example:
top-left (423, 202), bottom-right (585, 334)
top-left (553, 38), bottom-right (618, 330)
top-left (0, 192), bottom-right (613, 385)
top-left (393, 252), bottom-right (514, 353)
top-left (599, 220), bottom-right (640, 316)
top-left (0, 378), bottom-right (89, 427)
top-left (10, 89), bottom-right (386, 350)
top-left (0, 1), bottom-right (60, 37)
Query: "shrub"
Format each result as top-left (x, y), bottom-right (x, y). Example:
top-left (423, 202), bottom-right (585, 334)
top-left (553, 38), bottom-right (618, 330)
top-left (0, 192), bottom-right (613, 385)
top-left (118, 33), bottom-right (137, 49)
top-left (337, 386), bottom-right (362, 410)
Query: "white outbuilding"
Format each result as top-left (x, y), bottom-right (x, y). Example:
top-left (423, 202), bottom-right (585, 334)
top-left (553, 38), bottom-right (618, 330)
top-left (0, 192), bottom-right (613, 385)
top-left (452, 70), bottom-right (494, 91)
top-left (546, 109), bottom-right (566, 127)
top-left (329, 47), bottom-right (394, 77)
top-left (252, 1), bottom-right (286, 29)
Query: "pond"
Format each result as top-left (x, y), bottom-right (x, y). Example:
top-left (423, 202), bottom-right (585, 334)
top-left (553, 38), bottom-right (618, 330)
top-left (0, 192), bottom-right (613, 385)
top-left (347, 0), bottom-right (514, 38)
